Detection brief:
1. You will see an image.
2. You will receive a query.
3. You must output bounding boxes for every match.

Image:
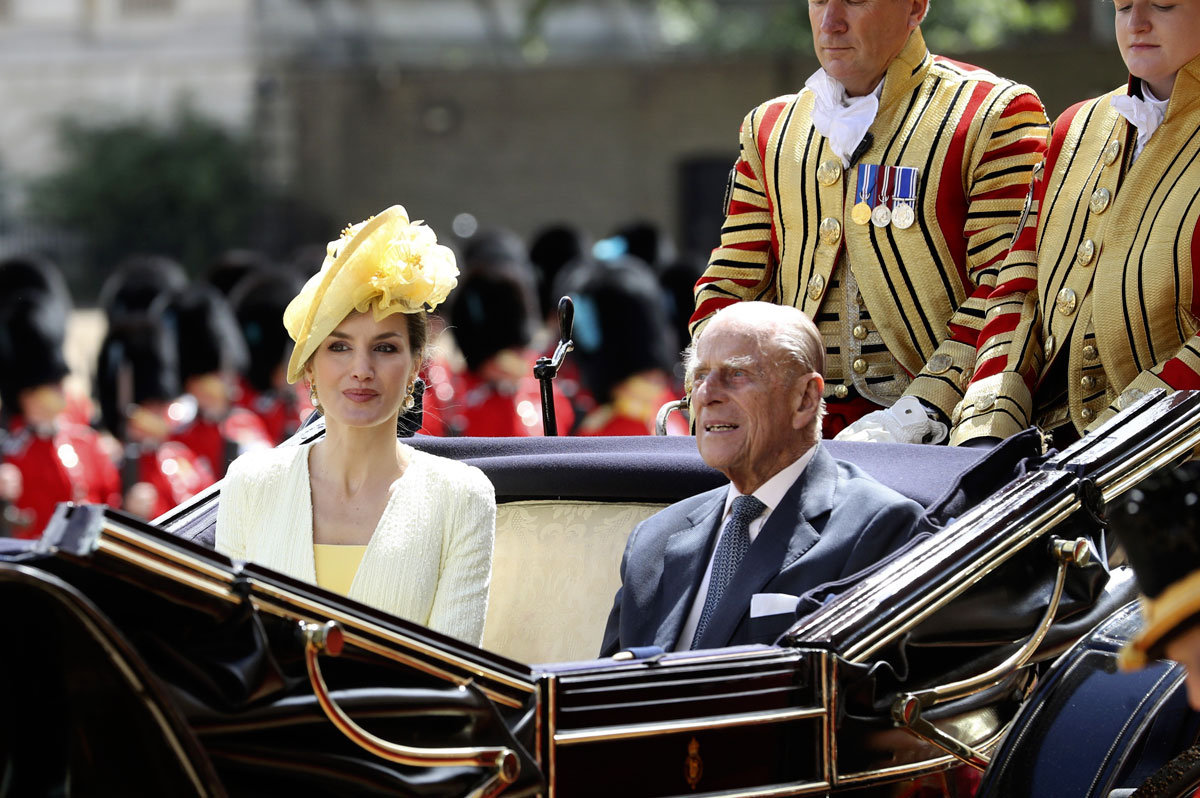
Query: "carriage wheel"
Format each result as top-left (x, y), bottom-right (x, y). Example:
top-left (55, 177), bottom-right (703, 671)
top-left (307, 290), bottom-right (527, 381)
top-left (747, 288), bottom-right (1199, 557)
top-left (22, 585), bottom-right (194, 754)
top-left (1134, 743), bottom-right (1200, 797)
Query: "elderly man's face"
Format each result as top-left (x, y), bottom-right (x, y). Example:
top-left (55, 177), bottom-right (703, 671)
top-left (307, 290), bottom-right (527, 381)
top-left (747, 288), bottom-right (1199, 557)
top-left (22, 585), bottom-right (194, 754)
top-left (690, 315), bottom-right (820, 494)
top-left (809, 0), bottom-right (925, 97)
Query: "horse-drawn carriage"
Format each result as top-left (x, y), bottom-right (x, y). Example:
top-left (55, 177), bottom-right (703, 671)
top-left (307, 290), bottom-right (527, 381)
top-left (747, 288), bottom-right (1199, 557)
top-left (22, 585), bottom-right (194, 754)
top-left (3, 389), bottom-right (1200, 797)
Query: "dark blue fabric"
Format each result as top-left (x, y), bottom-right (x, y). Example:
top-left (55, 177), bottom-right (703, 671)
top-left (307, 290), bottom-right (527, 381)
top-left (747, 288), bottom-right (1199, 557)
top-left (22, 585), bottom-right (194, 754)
top-left (407, 435), bottom-right (988, 509)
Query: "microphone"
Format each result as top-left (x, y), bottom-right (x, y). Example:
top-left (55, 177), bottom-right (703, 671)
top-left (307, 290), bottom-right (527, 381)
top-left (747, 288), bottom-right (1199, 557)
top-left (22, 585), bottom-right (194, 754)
top-left (848, 133), bottom-right (874, 167)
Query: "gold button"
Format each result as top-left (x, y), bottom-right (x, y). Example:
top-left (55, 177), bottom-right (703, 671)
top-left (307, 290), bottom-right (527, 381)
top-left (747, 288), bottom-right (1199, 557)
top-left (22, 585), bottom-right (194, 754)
top-left (1056, 287), bottom-right (1077, 316)
top-left (1081, 375), bottom-right (1096, 390)
top-left (852, 358), bottom-right (868, 375)
top-left (1117, 388), bottom-right (1147, 410)
top-left (1104, 140), bottom-right (1121, 166)
top-left (819, 217), bottom-right (842, 245)
top-left (1090, 187), bottom-right (1112, 215)
top-left (959, 368), bottom-right (974, 389)
top-left (1045, 335), bottom-right (1055, 358)
top-left (852, 325), bottom-right (868, 340)
top-left (834, 384), bottom-right (850, 399)
top-left (927, 353), bottom-right (953, 375)
top-left (977, 391), bottom-right (997, 411)
top-left (855, 292), bottom-right (865, 308)
top-left (817, 160), bottom-right (842, 186)
top-left (1081, 407), bottom-right (1094, 421)
top-left (1076, 239), bottom-right (1096, 266)
top-left (807, 273), bottom-right (826, 300)
top-left (952, 403), bottom-right (963, 425)
top-left (1083, 345), bottom-right (1098, 361)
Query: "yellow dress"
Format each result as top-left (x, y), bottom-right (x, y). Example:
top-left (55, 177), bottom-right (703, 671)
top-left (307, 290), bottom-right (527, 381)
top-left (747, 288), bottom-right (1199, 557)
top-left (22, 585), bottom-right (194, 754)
top-left (313, 543), bottom-right (368, 598)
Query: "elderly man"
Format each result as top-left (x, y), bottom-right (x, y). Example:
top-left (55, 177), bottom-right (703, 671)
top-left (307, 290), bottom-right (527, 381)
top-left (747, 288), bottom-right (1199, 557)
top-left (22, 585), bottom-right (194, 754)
top-left (691, 0), bottom-right (1048, 443)
top-left (600, 303), bottom-right (923, 654)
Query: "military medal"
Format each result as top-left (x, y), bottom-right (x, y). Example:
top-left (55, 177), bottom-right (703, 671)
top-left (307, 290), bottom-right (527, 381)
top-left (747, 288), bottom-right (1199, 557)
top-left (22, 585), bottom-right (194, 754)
top-left (852, 164), bottom-right (876, 226)
top-left (871, 166), bottom-right (893, 228)
top-left (891, 166), bottom-right (918, 230)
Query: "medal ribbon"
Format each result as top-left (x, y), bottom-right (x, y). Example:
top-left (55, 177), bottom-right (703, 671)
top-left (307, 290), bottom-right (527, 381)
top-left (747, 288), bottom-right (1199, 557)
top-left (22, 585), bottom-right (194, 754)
top-left (895, 167), bottom-right (916, 205)
top-left (876, 166), bottom-right (893, 209)
top-left (855, 164), bottom-right (878, 206)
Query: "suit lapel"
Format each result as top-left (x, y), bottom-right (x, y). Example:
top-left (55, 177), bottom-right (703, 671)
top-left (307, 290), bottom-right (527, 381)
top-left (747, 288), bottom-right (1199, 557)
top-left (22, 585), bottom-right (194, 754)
top-left (655, 491), bottom-right (727, 650)
top-left (693, 448), bottom-right (836, 650)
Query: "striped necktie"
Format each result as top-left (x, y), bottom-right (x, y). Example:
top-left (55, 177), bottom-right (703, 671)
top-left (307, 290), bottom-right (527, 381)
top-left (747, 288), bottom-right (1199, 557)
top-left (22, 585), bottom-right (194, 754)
top-left (691, 494), bottom-right (767, 649)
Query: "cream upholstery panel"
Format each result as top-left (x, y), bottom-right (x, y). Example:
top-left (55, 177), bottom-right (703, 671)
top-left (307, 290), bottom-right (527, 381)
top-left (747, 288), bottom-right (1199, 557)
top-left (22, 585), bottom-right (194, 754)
top-left (481, 500), bottom-right (664, 664)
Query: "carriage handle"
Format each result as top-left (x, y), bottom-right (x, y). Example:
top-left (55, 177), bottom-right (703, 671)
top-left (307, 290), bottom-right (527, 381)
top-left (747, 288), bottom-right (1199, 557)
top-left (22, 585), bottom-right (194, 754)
top-left (301, 621), bottom-right (520, 798)
top-left (533, 296), bottom-right (575, 436)
top-left (655, 398), bottom-right (688, 436)
top-left (890, 536), bottom-right (1091, 770)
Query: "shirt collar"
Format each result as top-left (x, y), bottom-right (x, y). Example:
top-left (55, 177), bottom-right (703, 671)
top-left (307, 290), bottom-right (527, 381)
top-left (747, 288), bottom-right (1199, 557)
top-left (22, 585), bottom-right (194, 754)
top-left (724, 443), bottom-right (820, 520)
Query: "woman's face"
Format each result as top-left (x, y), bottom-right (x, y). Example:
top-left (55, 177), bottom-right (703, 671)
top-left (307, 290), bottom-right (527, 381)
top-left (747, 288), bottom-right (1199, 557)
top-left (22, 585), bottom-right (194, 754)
top-left (307, 311), bottom-right (415, 430)
top-left (1116, 0), bottom-right (1200, 100)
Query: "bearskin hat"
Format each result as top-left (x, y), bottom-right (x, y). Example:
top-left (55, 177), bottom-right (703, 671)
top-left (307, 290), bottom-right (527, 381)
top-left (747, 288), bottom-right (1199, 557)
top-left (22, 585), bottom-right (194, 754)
top-left (570, 257), bottom-right (679, 404)
top-left (99, 254), bottom-right (188, 323)
top-left (529, 223), bottom-right (590, 319)
top-left (94, 313), bottom-right (181, 438)
top-left (0, 289), bottom-right (71, 411)
top-left (449, 265), bottom-right (539, 372)
top-left (156, 284), bottom-right (249, 382)
top-left (230, 267), bottom-right (304, 392)
top-left (205, 249), bottom-right (272, 299)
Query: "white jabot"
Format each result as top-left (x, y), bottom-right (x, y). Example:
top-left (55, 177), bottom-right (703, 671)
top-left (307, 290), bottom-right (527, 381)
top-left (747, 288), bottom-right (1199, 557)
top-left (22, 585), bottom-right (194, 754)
top-left (806, 69), bottom-right (882, 167)
top-left (1110, 82), bottom-right (1169, 163)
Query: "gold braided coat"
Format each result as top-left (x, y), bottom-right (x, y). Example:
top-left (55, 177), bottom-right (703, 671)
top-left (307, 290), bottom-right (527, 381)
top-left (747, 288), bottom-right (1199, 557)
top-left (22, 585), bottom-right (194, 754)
top-left (691, 30), bottom-right (1048, 422)
top-left (952, 54), bottom-right (1200, 442)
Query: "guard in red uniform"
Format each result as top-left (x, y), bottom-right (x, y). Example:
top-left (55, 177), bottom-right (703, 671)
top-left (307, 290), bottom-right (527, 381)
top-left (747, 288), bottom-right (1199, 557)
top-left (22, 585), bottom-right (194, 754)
top-left (161, 286), bottom-right (271, 478)
top-left (0, 277), bottom-right (121, 538)
top-left (570, 258), bottom-right (688, 436)
top-left (446, 264), bottom-right (574, 436)
top-left (95, 301), bottom-right (216, 521)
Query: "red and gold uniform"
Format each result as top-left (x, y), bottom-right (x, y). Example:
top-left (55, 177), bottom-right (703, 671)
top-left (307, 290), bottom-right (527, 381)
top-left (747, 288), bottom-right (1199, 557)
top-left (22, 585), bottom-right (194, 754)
top-left (1, 420), bottom-right (121, 539)
top-left (171, 408), bottom-right (271, 480)
top-left (446, 369), bottom-right (575, 438)
top-left (691, 30), bottom-right (1048, 430)
top-left (952, 56), bottom-right (1200, 442)
top-left (235, 377), bottom-right (310, 445)
top-left (124, 441), bottom-right (216, 520)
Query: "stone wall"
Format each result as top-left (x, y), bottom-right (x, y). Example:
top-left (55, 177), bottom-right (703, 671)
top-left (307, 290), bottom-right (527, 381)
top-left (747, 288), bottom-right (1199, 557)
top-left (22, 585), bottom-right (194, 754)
top-left (278, 42), bottom-right (1129, 258)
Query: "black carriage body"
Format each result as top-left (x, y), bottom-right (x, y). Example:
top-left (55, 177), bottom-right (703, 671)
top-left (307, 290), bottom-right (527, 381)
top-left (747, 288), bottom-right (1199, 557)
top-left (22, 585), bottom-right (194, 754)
top-left (4, 390), bottom-right (1200, 797)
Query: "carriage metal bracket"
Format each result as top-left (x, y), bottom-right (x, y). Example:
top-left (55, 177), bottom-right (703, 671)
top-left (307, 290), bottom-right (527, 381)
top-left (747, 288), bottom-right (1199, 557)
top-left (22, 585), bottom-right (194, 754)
top-left (301, 620), bottom-right (521, 798)
top-left (889, 536), bottom-right (1092, 771)
top-left (655, 398), bottom-right (688, 436)
top-left (890, 694), bottom-right (991, 771)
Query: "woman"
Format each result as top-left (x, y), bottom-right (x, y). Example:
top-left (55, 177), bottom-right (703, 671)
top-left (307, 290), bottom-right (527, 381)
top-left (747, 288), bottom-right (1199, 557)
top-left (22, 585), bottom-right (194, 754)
top-left (950, 0), bottom-right (1200, 445)
top-left (215, 206), bottom-right (495, 645)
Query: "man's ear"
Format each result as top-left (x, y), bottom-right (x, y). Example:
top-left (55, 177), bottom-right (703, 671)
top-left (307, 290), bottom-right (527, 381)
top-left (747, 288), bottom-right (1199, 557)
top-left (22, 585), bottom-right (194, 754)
top-left (909, 0), bottom-right (929, 29)
top-left (792, 373), bottom-right (825, 430)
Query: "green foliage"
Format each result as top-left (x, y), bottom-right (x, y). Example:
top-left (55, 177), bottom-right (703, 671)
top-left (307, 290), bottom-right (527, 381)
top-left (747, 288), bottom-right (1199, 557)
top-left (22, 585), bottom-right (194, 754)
top-left (29, 109), bottom-right (259, 282)
top-left (922, 0), bottom-right (1074, 52)
top-left (522, 0), bottom-right (1076, 56)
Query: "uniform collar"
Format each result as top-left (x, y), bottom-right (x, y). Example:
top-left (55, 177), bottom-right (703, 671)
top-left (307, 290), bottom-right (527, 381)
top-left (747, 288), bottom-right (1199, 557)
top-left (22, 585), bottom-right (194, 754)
top-left (879, 28), bottom-right (931, 113)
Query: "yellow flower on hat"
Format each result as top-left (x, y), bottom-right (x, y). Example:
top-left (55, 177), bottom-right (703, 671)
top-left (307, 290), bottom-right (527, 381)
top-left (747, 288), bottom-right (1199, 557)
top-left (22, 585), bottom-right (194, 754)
top-left (283, 205), bottom-right (458, 384)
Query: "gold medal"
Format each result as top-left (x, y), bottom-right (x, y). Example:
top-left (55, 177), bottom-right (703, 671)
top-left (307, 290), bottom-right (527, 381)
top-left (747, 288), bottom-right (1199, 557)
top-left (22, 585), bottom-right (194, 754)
top-left (852, 164), bottom-right (878, 226)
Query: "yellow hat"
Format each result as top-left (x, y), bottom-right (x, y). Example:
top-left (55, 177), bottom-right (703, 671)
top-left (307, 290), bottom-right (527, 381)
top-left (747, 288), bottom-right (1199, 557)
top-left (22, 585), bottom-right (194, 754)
top-left (283, 205), bottom-right (458, 384)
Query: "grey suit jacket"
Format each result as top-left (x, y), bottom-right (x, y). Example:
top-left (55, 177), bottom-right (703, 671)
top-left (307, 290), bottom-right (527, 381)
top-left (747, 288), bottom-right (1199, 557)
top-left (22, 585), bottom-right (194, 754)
top-left (599, 446), bottom-right (924, 655)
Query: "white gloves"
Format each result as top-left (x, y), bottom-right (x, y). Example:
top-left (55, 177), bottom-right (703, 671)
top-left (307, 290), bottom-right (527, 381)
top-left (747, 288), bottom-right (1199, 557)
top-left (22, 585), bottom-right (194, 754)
top-left (833, 395), bottom-right (948, 445)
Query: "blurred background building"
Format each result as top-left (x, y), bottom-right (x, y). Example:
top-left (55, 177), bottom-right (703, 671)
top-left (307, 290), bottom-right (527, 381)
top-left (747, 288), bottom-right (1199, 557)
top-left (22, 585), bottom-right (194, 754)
top-left (0, 0), bottom-right (1127, 306)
